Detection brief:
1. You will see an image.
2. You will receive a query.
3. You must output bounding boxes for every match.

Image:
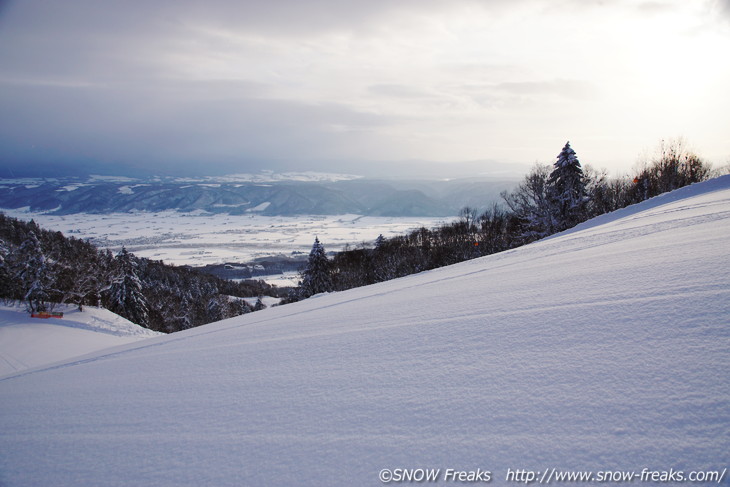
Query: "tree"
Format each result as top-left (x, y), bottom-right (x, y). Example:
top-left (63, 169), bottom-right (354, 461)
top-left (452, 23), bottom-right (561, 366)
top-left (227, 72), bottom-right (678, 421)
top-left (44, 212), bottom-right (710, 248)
top-left (547, 141), bottom-right (587, 231)
top-left (332, 246), bottom-right (374, 291)
top-left (10, 232), bottom-right (53, 313)
top-left (253, 296), bottom-right (266, 311)
top-left (477, 203), bottom-right (514, 254)
top-left (583, 166), bottom-right (634, 217)
top-left (501, 163), bottom-right (557, 242)
top-left (108, 247), bottom-right (150, 328)
top-left (632, 138), bottom-right (711, 200)
top-left (54, 238), bottom-right (110, 310)
top-left (205, 295), bottom-right (228, 323)
top-left (0, 239), bottom-right (11, 302)
top-left (300, 237), bottom-right (333, 298)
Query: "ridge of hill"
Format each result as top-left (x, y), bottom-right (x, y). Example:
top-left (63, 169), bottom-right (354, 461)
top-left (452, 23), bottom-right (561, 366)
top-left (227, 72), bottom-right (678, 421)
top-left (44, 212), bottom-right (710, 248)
top-left (0, 176), bottom-right (515, 217)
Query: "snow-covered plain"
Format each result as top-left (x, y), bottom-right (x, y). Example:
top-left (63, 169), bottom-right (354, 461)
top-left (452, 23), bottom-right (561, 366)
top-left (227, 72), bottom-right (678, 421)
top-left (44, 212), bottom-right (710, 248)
top-left (0, 304), bottom-right (161, 377)
top-left (0, 210), bottom-right (450, 266)
top-left (1, 177), bottom-right (729, 486)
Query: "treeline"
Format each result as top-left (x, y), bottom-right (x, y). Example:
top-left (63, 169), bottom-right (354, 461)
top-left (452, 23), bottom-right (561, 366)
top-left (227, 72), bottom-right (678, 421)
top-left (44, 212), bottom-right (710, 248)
top-left (0, 214), bottom-right (283, 332)
top-left (297, 139), bottom-right (714, 296)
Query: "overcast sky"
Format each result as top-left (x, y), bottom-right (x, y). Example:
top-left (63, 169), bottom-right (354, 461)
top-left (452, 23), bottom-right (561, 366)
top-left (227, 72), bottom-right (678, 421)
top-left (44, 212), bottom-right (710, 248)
top-left (0, 0), bottom-right (728, 177)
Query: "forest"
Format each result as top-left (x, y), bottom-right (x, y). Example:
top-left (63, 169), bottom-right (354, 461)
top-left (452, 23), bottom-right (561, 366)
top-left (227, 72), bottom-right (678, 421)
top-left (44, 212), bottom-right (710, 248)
top-left (0, 215), bottom-right (283, 333)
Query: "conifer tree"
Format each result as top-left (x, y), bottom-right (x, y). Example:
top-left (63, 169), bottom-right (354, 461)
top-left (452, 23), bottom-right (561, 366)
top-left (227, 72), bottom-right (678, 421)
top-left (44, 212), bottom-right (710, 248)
top-left (547, 141), bottom-right (587, 231)
top-left (11, 231), bottom-right (52, 313)
top-left (109, 247), bottom-right (150, 328)
top-left (205, 295), bottom-right (227, 323)
top-left (300, 237), bottom-right (333, 298)
top-left (0, 240), bottom-right (10, 301)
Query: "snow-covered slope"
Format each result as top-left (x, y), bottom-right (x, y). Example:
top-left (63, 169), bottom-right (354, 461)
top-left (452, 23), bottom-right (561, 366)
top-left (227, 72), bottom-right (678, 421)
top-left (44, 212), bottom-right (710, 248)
top-left (0, 304), bottom-right (161, 377)
top-left (1, 177), bottom-right (729, 487)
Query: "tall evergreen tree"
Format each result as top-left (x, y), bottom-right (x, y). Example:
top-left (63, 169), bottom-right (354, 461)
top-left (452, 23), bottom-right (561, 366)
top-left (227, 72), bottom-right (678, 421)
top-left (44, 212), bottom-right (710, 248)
top-left (0, 239), bottom-right (11, 301)
top-left (108, 247), bottom-right (150, 328)
top-left (10, 231), bottom-right (52, 313)
top-left (300, 237), bottom-right (333, 298)
top-left (547, 141), bottom-right (587, 231)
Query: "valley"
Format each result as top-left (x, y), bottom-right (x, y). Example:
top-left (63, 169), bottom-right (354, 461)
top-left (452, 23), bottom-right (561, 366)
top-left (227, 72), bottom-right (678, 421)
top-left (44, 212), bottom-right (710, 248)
top-left (0, 208), bottom-right (452, 285)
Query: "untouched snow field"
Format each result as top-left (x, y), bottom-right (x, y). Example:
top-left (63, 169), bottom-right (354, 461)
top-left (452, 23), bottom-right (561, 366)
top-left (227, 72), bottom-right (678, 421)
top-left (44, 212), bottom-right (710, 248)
top-left (0, 304), bottom-right (161, 376)
top-left (1, 177), bottom-right (729, 486)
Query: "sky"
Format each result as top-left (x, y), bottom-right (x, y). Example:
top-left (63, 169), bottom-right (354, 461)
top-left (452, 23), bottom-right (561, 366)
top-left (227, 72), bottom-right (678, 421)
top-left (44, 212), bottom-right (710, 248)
top-left (0, 0), bottom-right (728, 178)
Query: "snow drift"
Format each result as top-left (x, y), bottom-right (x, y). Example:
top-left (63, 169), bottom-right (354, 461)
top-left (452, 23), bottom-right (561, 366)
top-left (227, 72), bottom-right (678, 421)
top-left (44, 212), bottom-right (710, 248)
top-left (1, 177), bottom-right (729, 486)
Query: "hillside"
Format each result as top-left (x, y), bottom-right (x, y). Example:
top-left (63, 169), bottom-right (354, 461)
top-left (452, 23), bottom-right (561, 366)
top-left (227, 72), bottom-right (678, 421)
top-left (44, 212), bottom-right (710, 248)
top-left (1, 177), bottom-right (729, 486)
top-left (0, 304), bottom-right (161, 376)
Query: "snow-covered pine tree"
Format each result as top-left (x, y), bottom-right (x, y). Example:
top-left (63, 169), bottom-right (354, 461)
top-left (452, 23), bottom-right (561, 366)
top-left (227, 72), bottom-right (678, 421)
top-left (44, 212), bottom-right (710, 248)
top-left (300, 237), bottom-right (333, 298)
top-left (0, 239), bottom-right (10, 302)
top-left (11, 231), bottom-right (52, 313)
top-left (205, 295), bottom-right (227, 323)
top-left (56, 238), bottom-right (108, 310)
top-left (547, 141), bottom-right (587, 231)
top-left (108, 247), bottom-right (150, 328)
top-left (230, 298), bottom-right (253, 317)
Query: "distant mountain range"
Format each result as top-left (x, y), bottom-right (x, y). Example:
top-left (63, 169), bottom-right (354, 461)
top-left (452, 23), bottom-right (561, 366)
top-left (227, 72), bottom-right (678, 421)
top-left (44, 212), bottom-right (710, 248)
top-left (0, 174), bottom-right (518, 217)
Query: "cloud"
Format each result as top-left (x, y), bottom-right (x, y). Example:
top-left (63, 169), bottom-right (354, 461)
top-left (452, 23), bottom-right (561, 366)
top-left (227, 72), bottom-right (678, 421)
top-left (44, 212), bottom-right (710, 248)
top-left (368, 84), bottom-right (434, 99)
top-left (0, 78), bottom-right (399, 174)
top-left (1, 0), bottom-right (728, 175)
top-left (636, 1), bottom-right (678, 15)
top-left (713, 0), bottom-right (730, 20)
top-left (494, 80), bottom-right (599, 101)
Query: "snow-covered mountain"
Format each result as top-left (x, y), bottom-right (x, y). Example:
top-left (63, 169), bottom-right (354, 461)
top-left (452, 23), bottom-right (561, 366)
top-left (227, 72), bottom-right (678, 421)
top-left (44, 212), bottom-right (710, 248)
top-left (1, 177), bottom-right (729, 486)
top-left (0, 174), bottom-right (514, 217)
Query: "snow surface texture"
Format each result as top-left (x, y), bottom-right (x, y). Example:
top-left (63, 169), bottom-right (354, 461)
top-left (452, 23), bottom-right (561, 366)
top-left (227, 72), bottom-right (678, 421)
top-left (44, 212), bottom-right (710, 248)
top-left (0, 304), bottom-right (161, 377)
top-left (1, 177), bottom-right (729, 486)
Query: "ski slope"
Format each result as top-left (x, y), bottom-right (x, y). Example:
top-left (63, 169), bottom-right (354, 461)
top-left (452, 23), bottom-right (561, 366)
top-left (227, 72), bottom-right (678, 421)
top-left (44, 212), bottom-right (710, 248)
top-left (0, 304), bottom-right (161, 376)
top-left (1, 177), bottom-right (729, 486)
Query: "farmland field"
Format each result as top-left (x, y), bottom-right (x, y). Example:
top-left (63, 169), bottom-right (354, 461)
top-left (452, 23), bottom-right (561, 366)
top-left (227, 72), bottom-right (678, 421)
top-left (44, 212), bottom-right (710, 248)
top-left (1, 209), bottom-right (451, 266)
